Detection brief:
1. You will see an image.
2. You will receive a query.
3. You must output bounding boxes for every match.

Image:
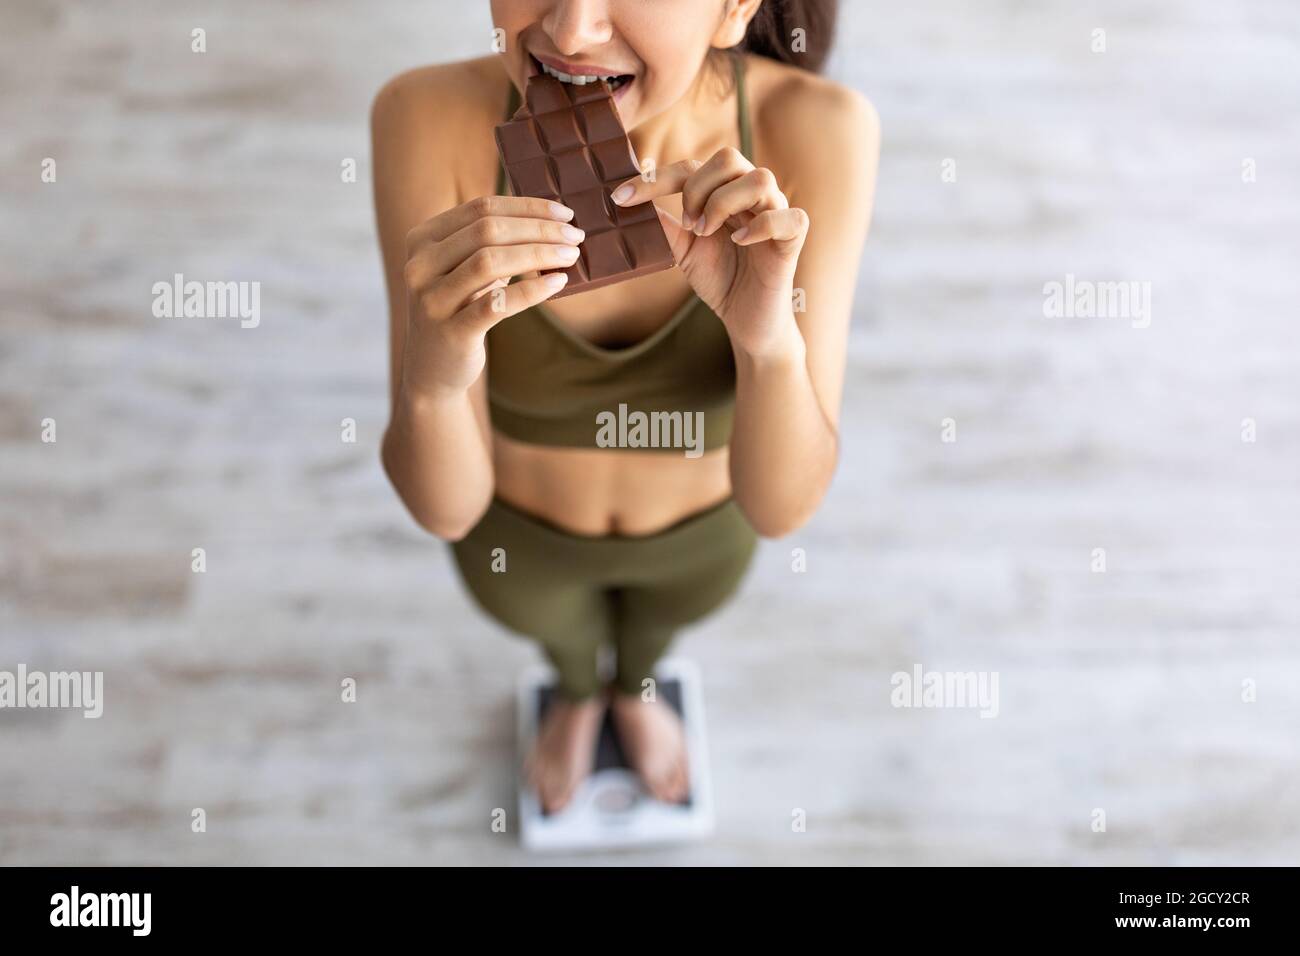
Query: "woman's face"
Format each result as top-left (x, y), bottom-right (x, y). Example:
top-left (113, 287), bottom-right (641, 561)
top-left (490, 0), bottom-right (739, 130)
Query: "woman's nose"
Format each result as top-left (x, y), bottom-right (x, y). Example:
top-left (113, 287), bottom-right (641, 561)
top-left (545, 0), bottom-right (613, 55)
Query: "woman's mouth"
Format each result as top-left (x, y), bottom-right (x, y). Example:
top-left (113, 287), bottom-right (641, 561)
top-left (528, 53), bottom-right (635, 100)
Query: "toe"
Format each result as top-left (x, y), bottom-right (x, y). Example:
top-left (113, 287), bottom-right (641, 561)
top-left (648, 762), bottom-right (677, 802)
top-left (541, 771), bottom-right (566, 813)
top-left (553, 776), bottom-right (580, 813)
top-left (662, 762), bottom-right (684, 804)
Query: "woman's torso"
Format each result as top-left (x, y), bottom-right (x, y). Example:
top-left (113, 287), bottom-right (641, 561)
top-left (488, 57), bottom-right (764, 538)
top-left (430, 55), bottom-right (771, 536)
top-left (487, 299), bottom-right (738, 533)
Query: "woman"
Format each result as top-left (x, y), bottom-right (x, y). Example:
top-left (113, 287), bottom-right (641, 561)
top-left (372, 0), bottom-right (877, 813)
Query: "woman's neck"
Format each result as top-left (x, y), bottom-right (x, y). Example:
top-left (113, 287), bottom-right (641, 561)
top-left (627, 57), bottom-right (738, 176)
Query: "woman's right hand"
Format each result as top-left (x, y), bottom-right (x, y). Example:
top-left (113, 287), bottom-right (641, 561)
top-left (399, 195), bottom-right (583, 397)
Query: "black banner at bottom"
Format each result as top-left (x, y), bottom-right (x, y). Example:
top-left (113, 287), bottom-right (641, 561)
top-left (0, 865), bottom-right (1291, 942)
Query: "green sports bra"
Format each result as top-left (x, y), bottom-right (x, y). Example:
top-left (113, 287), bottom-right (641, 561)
top-left (487, 55), bottom-right (752, 453)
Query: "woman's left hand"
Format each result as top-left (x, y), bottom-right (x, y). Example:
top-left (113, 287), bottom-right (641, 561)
top-left (610, 148), bottom-right (809, 356)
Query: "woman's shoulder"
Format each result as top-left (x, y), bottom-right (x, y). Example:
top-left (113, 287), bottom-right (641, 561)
top-left (741, 54), bottom-right (880, 198)
top-left (743, 53), bottom-right (878, 138)
top-left (373, 55), bottom-right (508, 120)
top-left (370, 56), bottom-right (511, 210)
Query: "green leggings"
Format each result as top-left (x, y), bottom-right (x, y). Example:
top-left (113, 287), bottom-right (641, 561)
top-left (449, 496), bottom-right (758, 700)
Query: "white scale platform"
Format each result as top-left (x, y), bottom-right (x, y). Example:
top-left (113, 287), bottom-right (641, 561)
top-left (516, 658), bottom-right (715, 852)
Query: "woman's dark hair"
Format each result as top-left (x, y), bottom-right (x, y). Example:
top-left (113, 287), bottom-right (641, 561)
top-left (738, 0), bottom-right (839, 74)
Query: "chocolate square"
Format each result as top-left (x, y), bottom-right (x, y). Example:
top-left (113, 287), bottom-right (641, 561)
top-left (582, 230), bottom-right (633, 280)
top-left (494, 74), bottom-right (675, 298)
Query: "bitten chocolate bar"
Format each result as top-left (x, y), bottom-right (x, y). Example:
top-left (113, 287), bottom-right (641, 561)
top-left (494, 74), bottom-right (675, 298)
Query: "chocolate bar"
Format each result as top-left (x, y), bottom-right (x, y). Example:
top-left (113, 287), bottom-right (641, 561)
top-left (494, 74), bottom-right (675, 298)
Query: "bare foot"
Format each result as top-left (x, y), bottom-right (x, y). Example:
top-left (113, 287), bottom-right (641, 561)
top-left (523, 694), bottom-right (607, 813)
top-left (609, 692), bottom-right (690, 804)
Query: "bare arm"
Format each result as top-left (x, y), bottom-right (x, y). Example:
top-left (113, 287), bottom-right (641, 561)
top-left (610, 84), bottom-right (880, 536)
top-left (372, 72), bottom-right (580, 540)
top-left (729, 87), bottom-right (879, 536)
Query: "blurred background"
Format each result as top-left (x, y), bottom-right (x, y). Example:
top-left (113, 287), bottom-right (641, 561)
top-left (2, 0), bottom-right (1298, 864)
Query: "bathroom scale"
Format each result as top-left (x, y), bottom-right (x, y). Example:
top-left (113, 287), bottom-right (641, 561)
top-left (515, 657), bottom-right (715, 851)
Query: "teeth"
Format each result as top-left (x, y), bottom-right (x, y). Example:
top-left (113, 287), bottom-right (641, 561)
top-left (540, 61), bottom-right (619, 86)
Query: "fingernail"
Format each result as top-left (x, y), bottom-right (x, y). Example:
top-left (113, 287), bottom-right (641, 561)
top-left (681, 211), bottom-right (695, 230)
top-left (549, 202), bottom-right (575, 220)
top-left (560, 224), bottom-right (585, 243)
top-left (730, 226), bottom-right (749, 242)
top-left (693, 218), bottom-right (706, 236)
top-left (544, 272), bottom-right (568, 289)
top-left (557, 245), bottom-right (580, 262)
top-left (610, 184), bottom-right (634, 205)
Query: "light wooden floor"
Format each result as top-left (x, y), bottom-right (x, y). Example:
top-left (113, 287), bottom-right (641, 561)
top-left (1, 1), bottom-right (1298, 864)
